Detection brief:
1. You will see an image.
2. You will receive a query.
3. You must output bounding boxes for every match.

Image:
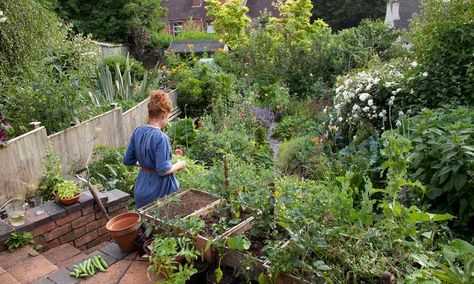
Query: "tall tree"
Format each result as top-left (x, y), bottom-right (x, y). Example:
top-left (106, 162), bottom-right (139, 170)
top-left (311, 0), bottom-right (386, 30)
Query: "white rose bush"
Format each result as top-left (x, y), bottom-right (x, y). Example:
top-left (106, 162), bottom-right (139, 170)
top-left (330, 61), bottom-right (410, 138)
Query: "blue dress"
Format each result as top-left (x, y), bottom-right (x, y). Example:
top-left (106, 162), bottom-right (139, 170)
top-left (123, 126), bottom-right (179, 208)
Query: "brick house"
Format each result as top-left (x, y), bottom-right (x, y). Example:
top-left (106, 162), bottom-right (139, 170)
top-left (161, 0), bottom-right (279, 35)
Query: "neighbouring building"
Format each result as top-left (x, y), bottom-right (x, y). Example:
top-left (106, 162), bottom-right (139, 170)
top-left (385, 0), bottom-right (421, 30)
top-left (161, 0), bottom-right (279, 36)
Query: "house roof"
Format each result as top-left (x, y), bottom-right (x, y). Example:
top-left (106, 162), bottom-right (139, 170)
top-left (162, 0), bottom-right (279, 22)
top-left (162, 0), bottom-right (208, 22)
top-left (245, 0), bottom-right (279, 19)
top-left (167, 39), bottom-right (225, 53)
top-left (386, 0), bottom-right (421, 30)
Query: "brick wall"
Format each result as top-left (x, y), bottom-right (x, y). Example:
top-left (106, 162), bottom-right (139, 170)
top-left (0, 189), bottom-right (130, 252)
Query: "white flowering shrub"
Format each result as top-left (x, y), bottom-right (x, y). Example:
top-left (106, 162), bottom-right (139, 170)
top-left (330, 61), bottom-right (410, 137)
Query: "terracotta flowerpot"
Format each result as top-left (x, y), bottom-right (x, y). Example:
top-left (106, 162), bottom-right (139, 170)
top-left (54, 191), bottom-right (81, 205)
top-left (106, 212), bottom-right (141, 252)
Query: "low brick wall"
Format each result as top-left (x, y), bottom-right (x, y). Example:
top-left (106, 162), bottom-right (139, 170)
top-left (0, 189), bottom-right (130, 252)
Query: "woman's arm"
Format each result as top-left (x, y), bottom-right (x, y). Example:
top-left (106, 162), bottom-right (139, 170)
top-left (123, 134), bottom-right (137, 166)
top-left (162, 160), bottom-right (186, 175)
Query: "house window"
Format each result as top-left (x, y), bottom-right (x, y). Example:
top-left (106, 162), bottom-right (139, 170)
top-left (192, 0), bottom-right (203, 7)
top-left (207, 23), bottom-right (215, 34)
top-left (172, 21), bottom-right (183, 35)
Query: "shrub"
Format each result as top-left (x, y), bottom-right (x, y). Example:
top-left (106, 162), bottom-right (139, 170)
top-left (172, 155), bottom-right (211, 191)
top-left (102, 55), bottom-right (145, 80)
top-left (406, 107), bottom-right (474, 236)
top-left (406, 0), bottom-right (474, 109)
top-left (166, 118), bottom-right (197, 148)
top-left (250, 108), bottom-right (274, 129)
top-left (176, 63), bottom-right (236, 117)
top-left (151, 32), bottom-right (173, 49)
top-left (38, 149), bottom-right (64, 201)
top-left (273, 115), bottom-right (316, 141)
top-left (331, 60), bottom-right (408, 140)
top-left (87, 145), bottom-right (138, 196)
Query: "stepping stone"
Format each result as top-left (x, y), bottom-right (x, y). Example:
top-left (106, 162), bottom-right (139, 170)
top-left (6, 254), bottom-right (58, 283)
top-left (0, 246), bottom-right (38, 270)
top-left (118, 260), bottom-right (162, 284)
top-left (0, 272), bottom-right (20, 284)
top-left (81, 260), bottom-right (133, 284)
top-left (43, 244), bottom-right (82, 265)
top-left (82, 241), bottom-right (111, 255)
top-left (0, 266), bottom-right (5, 274)
top-left (32, 278), bottom-right (55, 284)
top-left (99, 243), bottom-right (128, 260)
top-left (87, 250), bottom-right (118, 267)
top-left (47, 268), bottom-right (79, 284)
top-left (58, 252), bottom-right (87, 270)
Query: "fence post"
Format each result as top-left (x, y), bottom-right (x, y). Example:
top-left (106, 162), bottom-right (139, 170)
top-left (111, 103), bottom-right (119, 109)
top-left (28, 122), bottom-right (41, 130)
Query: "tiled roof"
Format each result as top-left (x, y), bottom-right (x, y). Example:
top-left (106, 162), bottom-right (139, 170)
top-left (162, 0), bottom-right (208, 21)
top-left (245, 0), bottom-right (280, 19)
top-left (393, 0), bottom-right (421, 30)
top-left (162, 0), bottom-right (280, 22)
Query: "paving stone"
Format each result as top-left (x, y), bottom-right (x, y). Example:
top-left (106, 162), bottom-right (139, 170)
top-left (61, 202), bottom-right (83, 214)
top-left (65, 255), bottom-right (88, 272)
top-left (58, 252), bottom-right (87, 270)
top-left (78, 191), bottom-right (94, 207)
top-left (0, 272), bottom-right (21, 284)
top-left (33, 278), bottom-right (56, 284)
top-left (87, 250), bottom-right (119, 267)
top-left (0, 246), bottom-right (37, 269)
top-left (81, 260), bottom-right (133, 284)
top-left (47, 268), bottom-right (79, 284)
top-left (43, 243), bottom-right (82, 265)
top-left (99, 242), bottom-right (129, 260)
top-left (42, 202), bottom-right (67, 220)
top-left (12, 217), bottom-right (35, 232)
top-left (0, 220), bottom-right (14, 241)
top-left (104, 190), bottom-right (130, 206)
top-left (6, 254), bottom-right (58, 283)
top-left (118, 259), bottom-right (162, 284)
top-left (124, 252), bottom-right (138, 261)
top-left (82, 241), bottom-right (111, 255)
top-left (0, 266), bottom-right (5, 274)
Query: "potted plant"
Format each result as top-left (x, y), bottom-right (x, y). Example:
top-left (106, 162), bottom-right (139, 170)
top-left (145, 235), bottom-right (201, 283)
top-left (54, 180), bottom-right (81, 205)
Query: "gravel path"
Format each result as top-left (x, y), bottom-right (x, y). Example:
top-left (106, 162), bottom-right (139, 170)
top-left (268, 123), bottom-right (282, 157)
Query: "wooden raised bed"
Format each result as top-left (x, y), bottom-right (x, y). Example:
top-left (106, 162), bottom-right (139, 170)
top-left (138, 189), bottom-right (223, 228)
top-left (186, 203), bottom-right (255, 262)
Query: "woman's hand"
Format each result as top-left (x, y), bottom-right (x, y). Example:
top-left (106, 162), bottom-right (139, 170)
top-left (176, 160), bottom-right (186, 170)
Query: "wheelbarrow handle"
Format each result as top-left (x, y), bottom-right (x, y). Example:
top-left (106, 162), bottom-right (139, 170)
top-left (76, 175), bottom-right (110, 221)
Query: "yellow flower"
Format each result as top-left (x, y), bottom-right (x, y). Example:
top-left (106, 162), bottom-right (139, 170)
top-left (273, 191), bottom-right (281, 198)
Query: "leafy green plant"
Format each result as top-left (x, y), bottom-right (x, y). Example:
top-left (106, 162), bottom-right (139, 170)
top-left (273, 115), bottom-right (315, 141)
top-left (406, 107), bottom-right (474, 236)
top-left (102, 55), bottom-right (145, 81)
top-left (55, 180), bottom-right (80, 199)
top-left (87, 145), bottom-right (138, 197)
top-left (166, 118), bottom-right (197, 148)
top-left (5, 232), bottom-right (33, 251)
top-left (146, 235), bottom-right (199, 283)
top-left (38, 149), bottom-right (64, 201)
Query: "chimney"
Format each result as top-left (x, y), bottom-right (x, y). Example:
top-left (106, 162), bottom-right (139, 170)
top-left (192, 0), bottom-right (202, 6)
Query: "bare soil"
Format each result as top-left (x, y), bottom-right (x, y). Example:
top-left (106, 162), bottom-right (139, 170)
top-left (149, 190), bottom-right (217, 220)
top-left (201, 206), bottom-right (251, 239)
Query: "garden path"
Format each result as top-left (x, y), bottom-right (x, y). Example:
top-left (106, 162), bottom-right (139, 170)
top-left (0, 242), bottom-right (158, 283)
top-left (268, 123), bottom-right (281, 157)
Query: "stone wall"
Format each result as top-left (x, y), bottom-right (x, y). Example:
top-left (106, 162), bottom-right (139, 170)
top-left (0, 189), bottom-right (130, 252)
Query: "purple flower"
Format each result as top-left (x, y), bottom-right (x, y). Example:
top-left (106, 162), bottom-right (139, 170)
top-left (0, 119), bottom-right (11, 142)
top-left (251, 108), bottom-right (275, 129)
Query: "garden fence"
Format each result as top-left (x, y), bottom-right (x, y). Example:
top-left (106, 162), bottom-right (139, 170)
top-left (0, 90), bottom-right (178, 205)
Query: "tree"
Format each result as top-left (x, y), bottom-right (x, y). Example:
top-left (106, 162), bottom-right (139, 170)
top-left (205, 0), bottom-right (251, 48)
top-left (310, 0), bottom-right (386, 30)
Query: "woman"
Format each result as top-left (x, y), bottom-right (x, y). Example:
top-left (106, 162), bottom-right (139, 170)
top-left (123, 90), bottom-right (186, 208)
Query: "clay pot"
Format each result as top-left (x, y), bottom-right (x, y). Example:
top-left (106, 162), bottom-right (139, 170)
top-left (106, 212), bottom-right (141, 252)
top-left (54, 191), bottom-right (81, 205)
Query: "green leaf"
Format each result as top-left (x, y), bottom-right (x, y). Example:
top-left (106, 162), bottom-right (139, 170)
top-left (258, 273), bottom-right (272, 284)
top-left (215, 267), bottom-right (223, 283)
top-left (431, 213), bottom-right (454, 222)
top-left (226, 235), bottom-right (251, 251)
top-left (453, 174), bottom-right (467, 191)
top-left (314, 260), bottom-right (332, 271)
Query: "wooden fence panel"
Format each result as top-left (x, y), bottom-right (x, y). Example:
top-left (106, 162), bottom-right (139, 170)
top-left (122, 99), bottom-right (149, 145)
top-left (0, 127), bottom-right (48, 205)
top-left (48, 108), bottom-right (124, 173)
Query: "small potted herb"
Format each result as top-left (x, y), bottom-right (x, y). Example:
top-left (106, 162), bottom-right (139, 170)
top-left (54, 180), bottom-right (81, 205)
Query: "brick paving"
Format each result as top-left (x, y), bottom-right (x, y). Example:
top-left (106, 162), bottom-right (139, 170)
top-left (0, 242), bottom-right (164, 284)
